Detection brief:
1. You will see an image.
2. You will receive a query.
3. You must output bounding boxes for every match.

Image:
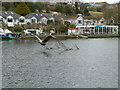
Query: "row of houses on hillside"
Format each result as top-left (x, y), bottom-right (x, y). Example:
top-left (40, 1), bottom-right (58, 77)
top-left (0, 11), bottom-right (63, 27)
top-left (0, 11), bottom-right (114, 28)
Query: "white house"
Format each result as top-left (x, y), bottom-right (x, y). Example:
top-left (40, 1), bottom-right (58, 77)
top-left (64, 13), bottom-right (106, 26)
top-left (75, 14), bottom-right (84, 25)
top-left (0, 11), bottom-right (21, 27)
top-left (6, 15), bottom-right (14, 27)
top-left (0, 11), bottom-right (63, 27)
top-left (25, 13), bottom-right (55, 24)
top-left (19, 16), bottom-right (26, 25)
top-left (0, 16), bottom-right (4, 23)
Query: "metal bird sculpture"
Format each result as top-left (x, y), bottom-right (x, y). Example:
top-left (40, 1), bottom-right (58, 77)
top-left (34, 35), bottom-right (56, 45)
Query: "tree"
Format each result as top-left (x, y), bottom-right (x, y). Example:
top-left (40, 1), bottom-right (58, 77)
top-left (55, 4), bottom-right (63, 12)
top-left (102, 3), bottom-right (118, 25)
top-left (118, 2), bottom-right (120, 25)
top-left (68, 24), bottom-right (76, 28)
top-left (13, 25), bottom-right (23, 32)
top-left (26, 2), bottom-right (35, 12)
top-left (75, 2), bottom-right (79, 14)
top-left (15, 2), bottom-right (31, 16)
top-left (64, 5), bottom-right (73, 15)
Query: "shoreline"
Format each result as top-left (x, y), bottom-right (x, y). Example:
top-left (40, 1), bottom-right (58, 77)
top-left (20, 34), bottom-right (119, 40)
top-left (1, 34), bottom-right (119, 40)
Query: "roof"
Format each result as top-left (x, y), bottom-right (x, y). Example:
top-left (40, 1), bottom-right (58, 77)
top-left (42, 13), bottom-right (53, 19)
top-left (83, 15), bottom-right (96, 20)
top-left (69, 28), bottom-right (78, 30)
top-left (25, 13), bottom-right (46, 21)
top-left (25, 13), bottom-right (62, 21)
top-left (0, 11), bottom-right (21, 19)
top-left (64, 15), bottom-right (78, 20)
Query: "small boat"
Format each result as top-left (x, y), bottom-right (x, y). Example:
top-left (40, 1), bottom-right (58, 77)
top-left (0, 28), bottom-right (21, 40)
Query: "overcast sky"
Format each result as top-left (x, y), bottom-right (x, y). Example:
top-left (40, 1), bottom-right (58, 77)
top-left (81, 0), bottom-right (119, 4)
top-left (31, 0), bottom-right (119, 4)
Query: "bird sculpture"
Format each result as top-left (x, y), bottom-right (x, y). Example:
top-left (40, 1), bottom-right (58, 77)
top-left (34, 35), bottom-right (56, 45)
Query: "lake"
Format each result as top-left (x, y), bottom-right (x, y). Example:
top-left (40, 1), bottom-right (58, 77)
top-left (1, 38), bottom-right (118, 88)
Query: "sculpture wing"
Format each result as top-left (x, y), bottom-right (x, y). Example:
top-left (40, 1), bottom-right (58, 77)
top-left (43, 35), bottom-right (55, 43)
top-left (34, 35), bottom-right (43, 43)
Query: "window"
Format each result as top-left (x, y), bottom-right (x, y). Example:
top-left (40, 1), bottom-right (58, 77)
top-left (7, 18), bottom-right (13, 22)
top-left (19, 18), bottom-right (24, 22)
top-left (31, 19), bottom-right (36, 23)
top-left (101, 21), bottom-right (104, 23)
top-left (51, 19), bottom-right (54, 22)
top-left (111, 20), bottom-right (114, 23)
top-left (0, 18), bottom-right (3, 22)
top-left (78, 20), bottom-right (81, 24)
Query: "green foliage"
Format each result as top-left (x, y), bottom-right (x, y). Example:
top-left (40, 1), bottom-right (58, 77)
top-left (47, 20), bottom-right (52, 24)
top-left (64, 6), bottom-right (73, 15)
top-left (68, 24), bottom-right (76, 28)
top-left (55, 23), bottom-right (67, 34)
top-left (55, 4), bottom-right (63, 12)
top-left (75, 2), bottom-right (79, 14)
top-left (15, 2), bottom-right (31, 16)
top-left (7, 27), bottom-right (14, 32)
top-left (26, 2), bottom-right (43, 12)
top-left (96, 8), bottom-right (102, 12)
top-left (2, 2), bottom-right (18, 11)
top-left (26, 2), bottom-right (35, 12)
top-left (13, 25), bottom-right (23, 32)
top-left (46, 23), bottom-right (67, 34)
top-left (1, 23), bottom-right (7, 29)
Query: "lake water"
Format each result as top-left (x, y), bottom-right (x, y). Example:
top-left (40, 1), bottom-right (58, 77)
top-left (1, 38), bottom-right (118, 88)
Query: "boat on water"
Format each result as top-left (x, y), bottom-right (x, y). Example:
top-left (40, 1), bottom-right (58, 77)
top-left (0, 28), bottom-right (21, 40)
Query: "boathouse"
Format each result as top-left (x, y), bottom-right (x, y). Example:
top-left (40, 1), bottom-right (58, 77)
top-left (76, 25), bottom-right (118, 35)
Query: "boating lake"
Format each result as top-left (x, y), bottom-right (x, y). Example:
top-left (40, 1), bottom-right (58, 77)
top-left (1, 38), bottom-right (118, 88)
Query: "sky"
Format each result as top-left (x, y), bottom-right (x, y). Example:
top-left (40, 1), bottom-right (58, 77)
top-left (81, 0), bottom-right (119, 4)
top-left (32, 0), bottom-right (119, 4)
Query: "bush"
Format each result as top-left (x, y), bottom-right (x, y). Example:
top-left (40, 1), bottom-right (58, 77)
top-left (13, 25), bottom-right (23, 32)
top-left (68, 24), bottom-right (76, 28)
top-left (7, 27), bottom-right (14, 32)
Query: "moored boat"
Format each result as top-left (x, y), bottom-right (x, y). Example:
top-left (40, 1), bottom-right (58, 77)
top-left (0, 28), bottom-right (21, 40)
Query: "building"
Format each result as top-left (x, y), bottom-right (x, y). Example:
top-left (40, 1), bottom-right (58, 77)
top-left (64, 13), bottom-right (106, 26)
top-left (76, 25), bottom-right (118, 35)
top-left (0, 11), bottom-right (21, 27)
top-left (25, 13), bottom-right (48, 24)
top-left (0, 11), bottom-right (63, 27)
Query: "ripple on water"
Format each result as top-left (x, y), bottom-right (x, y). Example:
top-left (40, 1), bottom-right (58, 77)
top-left (2, 38), bottom-right (118, 88)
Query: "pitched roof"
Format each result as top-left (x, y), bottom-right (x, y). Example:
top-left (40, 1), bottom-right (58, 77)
top-left (83, 15), bottom-right (96, 20)
top-left (64, 15), bottom-right (78, 20)
top-left (42, 13), bottom-right (53, 19)
top-left (0, 11), bottom-right (21, 19)
top-left (25, 13), bottom-right (46, 21)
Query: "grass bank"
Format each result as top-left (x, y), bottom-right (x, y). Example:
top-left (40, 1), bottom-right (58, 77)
top-left (19, 34), bottom-right (119, 40)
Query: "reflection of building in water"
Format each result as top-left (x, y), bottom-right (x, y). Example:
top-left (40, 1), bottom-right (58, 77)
top-left (76, 25), bottom-right (118, 35)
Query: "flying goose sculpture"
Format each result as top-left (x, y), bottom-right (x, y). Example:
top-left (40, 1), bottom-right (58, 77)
top-left (34, 35), bottom-right (56, 45)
